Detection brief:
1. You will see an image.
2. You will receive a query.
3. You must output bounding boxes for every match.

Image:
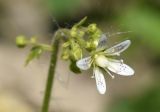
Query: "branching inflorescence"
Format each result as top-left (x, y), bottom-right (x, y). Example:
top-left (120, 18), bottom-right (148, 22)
top-left (16, 17), bottom-right (134, 112)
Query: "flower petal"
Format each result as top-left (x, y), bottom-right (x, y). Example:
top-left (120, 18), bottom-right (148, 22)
top-left (94, 67), bottom-right (106, 94)
top-left (97, 34), bottom-right (107, 49)
top-left (76, 57), bottom-right (92, 70)
top-left (104, 40), bottom-right (131, 56)
top-left (106, 59), bottom-right (134, 76)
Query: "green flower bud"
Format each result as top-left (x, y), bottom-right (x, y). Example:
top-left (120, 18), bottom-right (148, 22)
top-left (86, 41), bottom-right (91, 49)
top-left (61, 48), bottom-right (70, 60)
top-left (88, 23), bottom-right (97, 33)
top-left (70, 27), bottom-right (78, 37)
top-left (92, 30), bottom-right (101, 39)
top-left (72, 48), bottom-right (82, 60)
top-left (78, 30), bottom-right (85, 37)
top-left (70, 43), bottom-right (82, 60)
top-left (62, 41), bottom-right (70, 48)
top-left (16, 35), bottom-right (27, 48)
top-left (92, 39), bottom-right (99, 48)
top-left (30, 37), bottom-right (37, 44)
top-left (86, 39), bottom-right (99, 51)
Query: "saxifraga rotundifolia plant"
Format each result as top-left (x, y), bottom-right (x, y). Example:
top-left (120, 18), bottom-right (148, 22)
top-left (16, 17), bottom-right (134, 112)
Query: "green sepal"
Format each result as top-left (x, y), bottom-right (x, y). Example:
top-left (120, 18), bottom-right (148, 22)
top-left (25, 46), bottom-right (43, 65)
top-left (74, 16), bottom-right (87, 28)
top-left (69, 60), bottom-right (81, 74)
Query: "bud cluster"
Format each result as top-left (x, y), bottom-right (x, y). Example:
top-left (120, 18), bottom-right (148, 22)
top-left (61, 20), bottom-right (103, 62)
top-left (16, 17), bottom-right (104, 73)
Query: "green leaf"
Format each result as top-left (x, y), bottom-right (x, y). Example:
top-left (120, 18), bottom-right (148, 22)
top-left (69, 60), bottom-right (81, 74)
top-left (119, 7), bottom-right (160, 53)
top-left (25, 46), bottom-right (43, 65)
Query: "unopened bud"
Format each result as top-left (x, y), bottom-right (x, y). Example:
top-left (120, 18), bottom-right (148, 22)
top-left (72, 48), bottom-right (82, 60)
top-left (86, 39), bottom-right (98, 50)
top-left (30, 37), bottom-right (37, 44)
top-left (88, 24), bottom-right (97, 33)
top-left (70, 27), bottom-right (78, 37)
top-left (61, 49), bottom-right (70, 60)
top-left (16, 35), bottom-right (27, 48)
top-left (78, 30), bottom-right (85, 37)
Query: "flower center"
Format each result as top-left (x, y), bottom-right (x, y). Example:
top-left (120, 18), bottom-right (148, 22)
top-left (95, 55), bottom-right (108, 68)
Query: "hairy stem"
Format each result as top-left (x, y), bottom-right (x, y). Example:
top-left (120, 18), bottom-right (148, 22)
top-left (41, 37), bottom-right (59, 112)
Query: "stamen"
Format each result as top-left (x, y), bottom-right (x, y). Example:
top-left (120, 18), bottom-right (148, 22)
top-left (107, 61), bottom-right (120, 73)
top-left (92, 65), bottom-right (96, 79)
top-left (120, 59), bottom-right (124, 63)
top-left (105, 69), bottom-right (115, 79)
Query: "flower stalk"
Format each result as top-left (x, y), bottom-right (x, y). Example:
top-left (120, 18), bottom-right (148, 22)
top-left (41, 29), bottom-right (69, 112)
top-left (41, 37), bottom-right (59, 112)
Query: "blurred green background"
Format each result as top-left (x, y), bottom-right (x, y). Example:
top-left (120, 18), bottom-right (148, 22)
top-left (0, 0), bottom-right (160, 112)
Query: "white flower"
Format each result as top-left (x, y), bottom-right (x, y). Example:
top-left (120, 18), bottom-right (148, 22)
top-left (76, 35), bottom-right (134, 94)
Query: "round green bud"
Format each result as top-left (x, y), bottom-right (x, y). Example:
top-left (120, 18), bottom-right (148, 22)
top-left (62, 55), bottom-right (69, 60)
top-left (78, 30), bottom-right (85, 37)
top-left (92, 39), bottom-right (99, 47)
top-left (86, 39), bottom-right (98, 51)
top-left (71, 43), bottom-right (82, 60)
top-left (62, 54), bottom-right (69, 60)
top-left (88, 24), bottom-right (97, 33)
top-left (92, 30), bottom-right (101, 39)
top-left (61, 49), bottom-right (70, 60)
top-left (30, 37), bottom-right (37, 44)
top-left (16, 35), bottom-right (27, 48)
top-left (70, 27), bottom-right (78, 37)
top-left (72, 48), bottom-right (82, 60)
top-left (86, 42), bottom-right (91, 49)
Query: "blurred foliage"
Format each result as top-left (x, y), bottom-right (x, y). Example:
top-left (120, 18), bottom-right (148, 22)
top-left (119, 6), bottom-right (160, 53)
top-left (108, 84), bottom-right (160, 112)
top-left (46, 0), bottom-right (81, 18)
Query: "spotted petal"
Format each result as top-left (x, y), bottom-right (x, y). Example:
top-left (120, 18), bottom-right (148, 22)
top-left (94, 67), bottom-right (106, 94)
top-left (76, 57), bottom-right (92, 70)
top-left (97, 34), bottom-right (107, 49)
top-left (106, 59), bottom-right (134, 76)
top-left (104, 40), bottom-right (131, 56)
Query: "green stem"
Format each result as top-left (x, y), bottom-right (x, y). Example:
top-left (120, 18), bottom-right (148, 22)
top-left (41, 29), bottom-right (69, 112)
top-left (41, 37), bottom-right (59, 112)
top-left (40, 44), bottom-right (53, 51)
